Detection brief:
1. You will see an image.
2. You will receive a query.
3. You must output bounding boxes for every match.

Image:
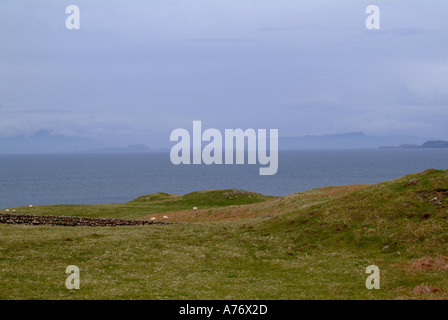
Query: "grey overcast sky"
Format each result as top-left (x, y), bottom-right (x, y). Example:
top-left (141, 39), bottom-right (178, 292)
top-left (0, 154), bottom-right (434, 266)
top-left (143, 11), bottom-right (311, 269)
top-left (0, 0), bottom-right (447, 147)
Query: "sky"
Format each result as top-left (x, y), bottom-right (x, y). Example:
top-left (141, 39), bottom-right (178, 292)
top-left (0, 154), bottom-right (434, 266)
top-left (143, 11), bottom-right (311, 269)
top-left (0, 0), bottom-right (447, 147)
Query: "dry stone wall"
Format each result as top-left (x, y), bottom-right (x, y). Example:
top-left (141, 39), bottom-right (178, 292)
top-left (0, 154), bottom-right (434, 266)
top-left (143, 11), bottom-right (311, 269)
top-left (0, 213), bottom-right (172, 227)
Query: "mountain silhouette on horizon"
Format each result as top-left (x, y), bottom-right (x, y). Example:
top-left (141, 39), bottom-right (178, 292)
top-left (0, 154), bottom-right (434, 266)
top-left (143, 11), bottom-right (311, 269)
top-left (278, 132), bottom-right (435, 150)
top-left (0, 130), bottom-right (106, 154)
top-left (0, 130), bottom-right (442, 154)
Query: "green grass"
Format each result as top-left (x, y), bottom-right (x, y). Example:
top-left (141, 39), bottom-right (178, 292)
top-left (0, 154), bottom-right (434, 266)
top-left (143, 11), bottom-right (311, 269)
top-left (1, 169), bottom-right (447, 299)
top-left (3, 189), bottom-right (272, 220)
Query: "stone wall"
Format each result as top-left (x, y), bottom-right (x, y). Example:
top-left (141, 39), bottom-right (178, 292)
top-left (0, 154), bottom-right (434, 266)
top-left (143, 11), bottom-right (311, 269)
top-left (0, 213), bottom-right (172, 227)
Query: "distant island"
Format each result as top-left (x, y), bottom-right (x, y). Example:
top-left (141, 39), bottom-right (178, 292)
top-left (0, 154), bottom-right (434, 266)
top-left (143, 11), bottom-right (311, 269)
top-left (278, 132), bottom-right (434, 150)
top-left (0, 129), bottom-right (445, 154)
top-left (380, 140), bottom-right (448, 149)
top-left (0, 130), bottom-right (152, 154)
top-left (84, 144), bottom-right (151, 154)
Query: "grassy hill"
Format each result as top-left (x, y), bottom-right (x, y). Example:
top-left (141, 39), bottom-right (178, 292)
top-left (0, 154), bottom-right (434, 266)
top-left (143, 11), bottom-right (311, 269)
top-left (3, 189), bottom-right (272, 220)
top-left (0, 169), bottom-right (447, 299)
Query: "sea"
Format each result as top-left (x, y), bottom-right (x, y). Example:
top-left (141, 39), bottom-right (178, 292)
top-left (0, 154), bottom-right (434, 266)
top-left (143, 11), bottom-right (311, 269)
top-left (0, 149), bottom-right (447, 208)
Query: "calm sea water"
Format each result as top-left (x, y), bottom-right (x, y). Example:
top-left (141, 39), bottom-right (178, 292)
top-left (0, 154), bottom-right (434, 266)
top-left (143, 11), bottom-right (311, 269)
top-left (0, 149), bottom-right (447, 208)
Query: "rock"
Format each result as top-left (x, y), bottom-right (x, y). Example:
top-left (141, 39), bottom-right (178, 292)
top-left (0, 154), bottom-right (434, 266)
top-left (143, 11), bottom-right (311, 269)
top-left (430, 197), bottom-right (442, 205)
top-left (405, 178), bottom-right (419, 187)
top-left (412, 284), bottom-right (442, 295)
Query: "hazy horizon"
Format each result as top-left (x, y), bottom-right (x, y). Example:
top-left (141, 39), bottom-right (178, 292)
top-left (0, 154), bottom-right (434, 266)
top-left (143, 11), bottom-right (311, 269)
top-left (0, 128), bottom-right (444, 154)
top-left (1, 0), bottom-right (447, 148)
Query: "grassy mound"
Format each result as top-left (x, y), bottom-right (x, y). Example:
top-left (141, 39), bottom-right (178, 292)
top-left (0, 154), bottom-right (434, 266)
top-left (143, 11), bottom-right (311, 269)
top-left (261, 169), bottom-right (448, 253)
top-left (3, 189), bottom-right (272, 220)
top-left (132, 192), bottom-right (177, 202)
top-left (133, 189), bottom-right (272, 207)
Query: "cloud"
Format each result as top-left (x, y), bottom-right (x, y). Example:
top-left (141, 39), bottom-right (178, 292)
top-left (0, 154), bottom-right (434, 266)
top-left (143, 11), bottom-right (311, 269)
top-left (282, 95), bottom-right (343, 110)
top-left (391, 27), bottom-right (428, 36)
top-left (1, 0), bottom-right (447, 144)
top-left (398, 60), bottom-right (448, 107)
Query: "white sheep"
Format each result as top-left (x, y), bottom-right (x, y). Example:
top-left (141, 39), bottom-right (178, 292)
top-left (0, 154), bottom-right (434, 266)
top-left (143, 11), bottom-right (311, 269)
top-left (12, 209), bottom-right (16, 213)
top-left (29, 205), bottom-right (33, 208)
top-left (163, 215), bottom-right (168, 219)
top-left (150, 217), bottom-right (156, 221)
top-left (5, 209), bottom-right (9, 212)
top-left (193, 207), bottom-right (198, 210)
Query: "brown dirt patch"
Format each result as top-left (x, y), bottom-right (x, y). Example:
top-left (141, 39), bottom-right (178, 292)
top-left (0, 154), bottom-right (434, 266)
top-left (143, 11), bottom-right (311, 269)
top-left (411, 284), bottom-right (443, 295)
top-left (405, 255), bottom-right (448, 273)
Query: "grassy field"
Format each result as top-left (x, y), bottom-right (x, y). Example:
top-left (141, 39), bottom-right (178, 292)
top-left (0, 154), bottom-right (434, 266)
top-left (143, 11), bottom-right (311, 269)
top-left (2, 189), bottom-right (273, 220)
top-left (1, 169), bottom-right (447, 299)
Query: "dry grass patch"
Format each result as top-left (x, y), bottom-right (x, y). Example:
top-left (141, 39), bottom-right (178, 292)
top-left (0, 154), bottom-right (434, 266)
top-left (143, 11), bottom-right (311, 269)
top-left (405, 255), bottom-right (448, 273)
top-left (297, 185), bottom-right (369, 200)
top-left (411, 284), bottom-right (444, 295)
top-left (141, 202), bottom-right (280, 223)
